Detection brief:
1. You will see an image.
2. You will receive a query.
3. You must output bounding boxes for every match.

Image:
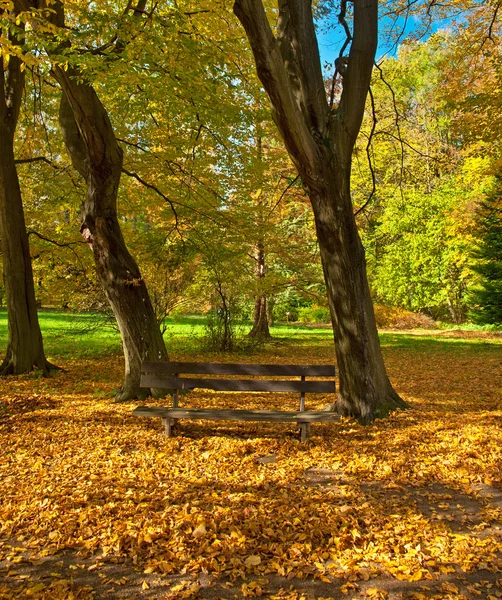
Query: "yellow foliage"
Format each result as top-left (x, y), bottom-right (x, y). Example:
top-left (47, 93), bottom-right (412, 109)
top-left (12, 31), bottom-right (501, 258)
top-left (0, 334), bottom-right (501, 598)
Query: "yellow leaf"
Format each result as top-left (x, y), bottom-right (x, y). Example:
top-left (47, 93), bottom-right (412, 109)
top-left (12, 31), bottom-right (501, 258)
top-left (439, 565), bottom-right (456, 574)
top-left (245, 555), bottom-right (261, 567)
top-left (192, 524), bottom-right (207, 538)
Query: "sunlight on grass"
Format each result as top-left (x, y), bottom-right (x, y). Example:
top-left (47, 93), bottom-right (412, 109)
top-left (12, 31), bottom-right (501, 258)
top-left (0, 310), bottom-right (499, 361)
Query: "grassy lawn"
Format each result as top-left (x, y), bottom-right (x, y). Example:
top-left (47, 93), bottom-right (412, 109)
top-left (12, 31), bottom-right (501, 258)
top-left (0, 310), bottom-right (499, 362)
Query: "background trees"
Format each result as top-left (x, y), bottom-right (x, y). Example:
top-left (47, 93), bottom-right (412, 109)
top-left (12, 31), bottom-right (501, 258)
top-left (0, 0), bottom-right (500, 400)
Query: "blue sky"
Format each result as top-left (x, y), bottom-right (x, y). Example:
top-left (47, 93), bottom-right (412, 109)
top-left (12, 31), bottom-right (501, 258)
top-left (315, 12), bottom-right (443, 68)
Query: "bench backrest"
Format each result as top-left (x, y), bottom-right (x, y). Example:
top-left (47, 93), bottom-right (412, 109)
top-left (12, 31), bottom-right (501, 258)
top-left (141, 362), bottom-right (336, 394)
top-left (142, 362), bottom-right (335, 377)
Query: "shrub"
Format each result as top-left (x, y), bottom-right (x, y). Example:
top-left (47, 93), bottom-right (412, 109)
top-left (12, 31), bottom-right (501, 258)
top-left (373, 305), bottom-right (437, 330)
top-left (298, 305), bottom-right (331, 324)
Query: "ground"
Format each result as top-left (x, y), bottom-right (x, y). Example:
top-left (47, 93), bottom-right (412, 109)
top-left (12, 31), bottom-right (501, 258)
top-left (0, 328), bottom-right (501, 599)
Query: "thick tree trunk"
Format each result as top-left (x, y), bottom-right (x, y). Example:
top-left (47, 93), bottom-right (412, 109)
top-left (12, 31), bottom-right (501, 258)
top-left (0, 126), bottom-right (54, 375)
top-left (50, 62), bottom-right (168, 401)
top-left (0, 19), bottom-right (54, 376)
top-left (81, 195), bottom-right (169, 401)
top-left (310, 163), bottom-right (407, 422)
top-left (234, 0), bottom-right (408, 422)
top-left (249, 241), bottom-right (271, 339)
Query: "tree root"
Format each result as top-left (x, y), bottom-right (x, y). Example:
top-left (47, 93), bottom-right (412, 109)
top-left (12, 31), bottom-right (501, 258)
top-left (114, 384), bottom-right (150, 403)
top-left (0, 356), bottom-right (60, 377)
top-left (336, 388), bottom-right (410, 425)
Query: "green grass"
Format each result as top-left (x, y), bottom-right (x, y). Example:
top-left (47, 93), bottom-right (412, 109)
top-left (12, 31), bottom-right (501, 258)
top-left (379, 332), bottom-right (501, 353)
top-left (0, 310), bottom-right (122, 358)
top-left (0, 310), bottom-right (499, 361)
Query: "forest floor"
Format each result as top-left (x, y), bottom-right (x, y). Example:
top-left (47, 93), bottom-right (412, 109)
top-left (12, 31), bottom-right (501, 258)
top-left (0, 328), bottom-right (501, 599)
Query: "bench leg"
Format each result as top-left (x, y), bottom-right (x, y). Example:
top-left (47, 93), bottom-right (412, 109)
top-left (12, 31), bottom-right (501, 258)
top-left (162, 417), bottom-right (175, 437)
top-left (299, 422), bottom-right (310, 443)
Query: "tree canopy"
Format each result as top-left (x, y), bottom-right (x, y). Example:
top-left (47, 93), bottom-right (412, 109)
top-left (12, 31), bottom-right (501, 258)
top-left (0, 0), bottom-right (499, 403)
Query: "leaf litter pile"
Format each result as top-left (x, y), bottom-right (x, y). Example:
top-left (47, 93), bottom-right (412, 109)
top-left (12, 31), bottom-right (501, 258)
top-left (0, 334), bottom-right (501, 599)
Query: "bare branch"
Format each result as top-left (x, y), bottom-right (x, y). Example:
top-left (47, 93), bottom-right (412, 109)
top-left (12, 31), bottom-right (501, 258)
top-left (121, 167), bottom-right (180, 231)
top-left (354, 86), bottom-right (377, 217)
top-left (14, 156), bottom-right (58, 168)
top-left (267, 174), bottom-right (300, 218)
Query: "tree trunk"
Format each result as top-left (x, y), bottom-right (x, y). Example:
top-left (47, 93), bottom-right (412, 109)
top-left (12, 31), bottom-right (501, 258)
top-left (310, 163), bottom-right (407, 421)
top-left (234, 0), bottom-right (408, 422)
top-left (267, 296), bottom-right (275, 327)
top-left (0, 17), bottom-right (54, 376)
top-left (249, 296), bottom-right (270, 339)
top-left (249, 241), bottom-right (271, 339)
top-left (47, 11), bottom-right (168, 399)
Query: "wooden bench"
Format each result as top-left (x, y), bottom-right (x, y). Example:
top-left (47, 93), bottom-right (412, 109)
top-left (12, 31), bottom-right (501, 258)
top-left (133, 362), bottom-right (338, 442)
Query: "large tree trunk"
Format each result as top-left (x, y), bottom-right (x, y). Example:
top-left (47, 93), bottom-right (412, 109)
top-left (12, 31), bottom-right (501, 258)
top-left (249, 241), bottom-right (271, 339)
top-left (234, 0), bottom-right (408, 422)
top-left (46, 0), bottom-right (168, 400)
top-left (311, 163), bottom-right (406, 421)
top-left (0, 14), bottom-right (54, 376)
top-left (54, 85), bottom-right (168, 401)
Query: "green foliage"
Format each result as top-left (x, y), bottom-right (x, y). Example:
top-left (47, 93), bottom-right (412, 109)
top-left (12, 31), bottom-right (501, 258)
top-left (368, 186), bottom-right (472, 322)
top-left (356, 33), bottom-right (499, 324)
top-left (297, 305), bottom-right (331, 324)
top-left (469, 177), bottom-right (502, 324)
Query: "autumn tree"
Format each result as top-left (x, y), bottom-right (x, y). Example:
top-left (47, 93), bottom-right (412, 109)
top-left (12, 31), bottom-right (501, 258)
top-left (0, 2), bottom-right (54, 375)
top-left (233, 0), bottom-right (407, 422)
top-left (41, 0), bottom-right (168, 400)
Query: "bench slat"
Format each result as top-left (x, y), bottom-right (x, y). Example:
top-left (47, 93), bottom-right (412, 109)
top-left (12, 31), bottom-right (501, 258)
top-left (141, 362), bottom-right (335, 377)
top-left (140, 375), bottom-right (335, 393)
top-left (133, 406), bottom-right (340, 423)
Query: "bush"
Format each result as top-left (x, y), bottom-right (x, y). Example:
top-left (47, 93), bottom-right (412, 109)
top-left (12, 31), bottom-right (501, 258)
top-left (297, 305), bottom-right (331, 324)
top-left (200, 306), bottom-right (260, 353)
top-left (373, 305), bottom-right (437, 330)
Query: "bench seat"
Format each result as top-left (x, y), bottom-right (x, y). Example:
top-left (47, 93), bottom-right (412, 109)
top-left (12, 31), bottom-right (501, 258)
top-left (133, 406), bottom-right (340, 441)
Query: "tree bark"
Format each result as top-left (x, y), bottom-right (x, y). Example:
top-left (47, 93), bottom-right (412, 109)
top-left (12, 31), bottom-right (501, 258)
top-left (234, 0), bottom-right (408, 422)
top-left (47, 1), bottom-right (169, 400)
top-left (0, 12), bottom-right (54, 376)
top-left (249, 241), bottom-right (271, 339)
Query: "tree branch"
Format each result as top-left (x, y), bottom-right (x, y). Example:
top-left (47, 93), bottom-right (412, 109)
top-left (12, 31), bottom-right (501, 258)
top-left (27, 230), bottom-right (87, 270)
top-left (329, 0), bottom-right (352, 110)
top-left (267, 174), bottom-right (300, 218)
top-left (335, 0), bottom-right (378, 150)
top-left (14, 156), bottom-right (58, 168)
top-left (355, 85), bottom-right (377, 216)
top-left (233, 0), bottom-right (319, 171)
top-left (121, 167), bottom-right (180, 230)
top-left (374, 61), bottom-right (405, 189)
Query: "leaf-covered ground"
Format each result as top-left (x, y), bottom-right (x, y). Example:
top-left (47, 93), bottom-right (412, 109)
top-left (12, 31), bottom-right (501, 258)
top-left (0, 332), bottom-right (501, 599)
